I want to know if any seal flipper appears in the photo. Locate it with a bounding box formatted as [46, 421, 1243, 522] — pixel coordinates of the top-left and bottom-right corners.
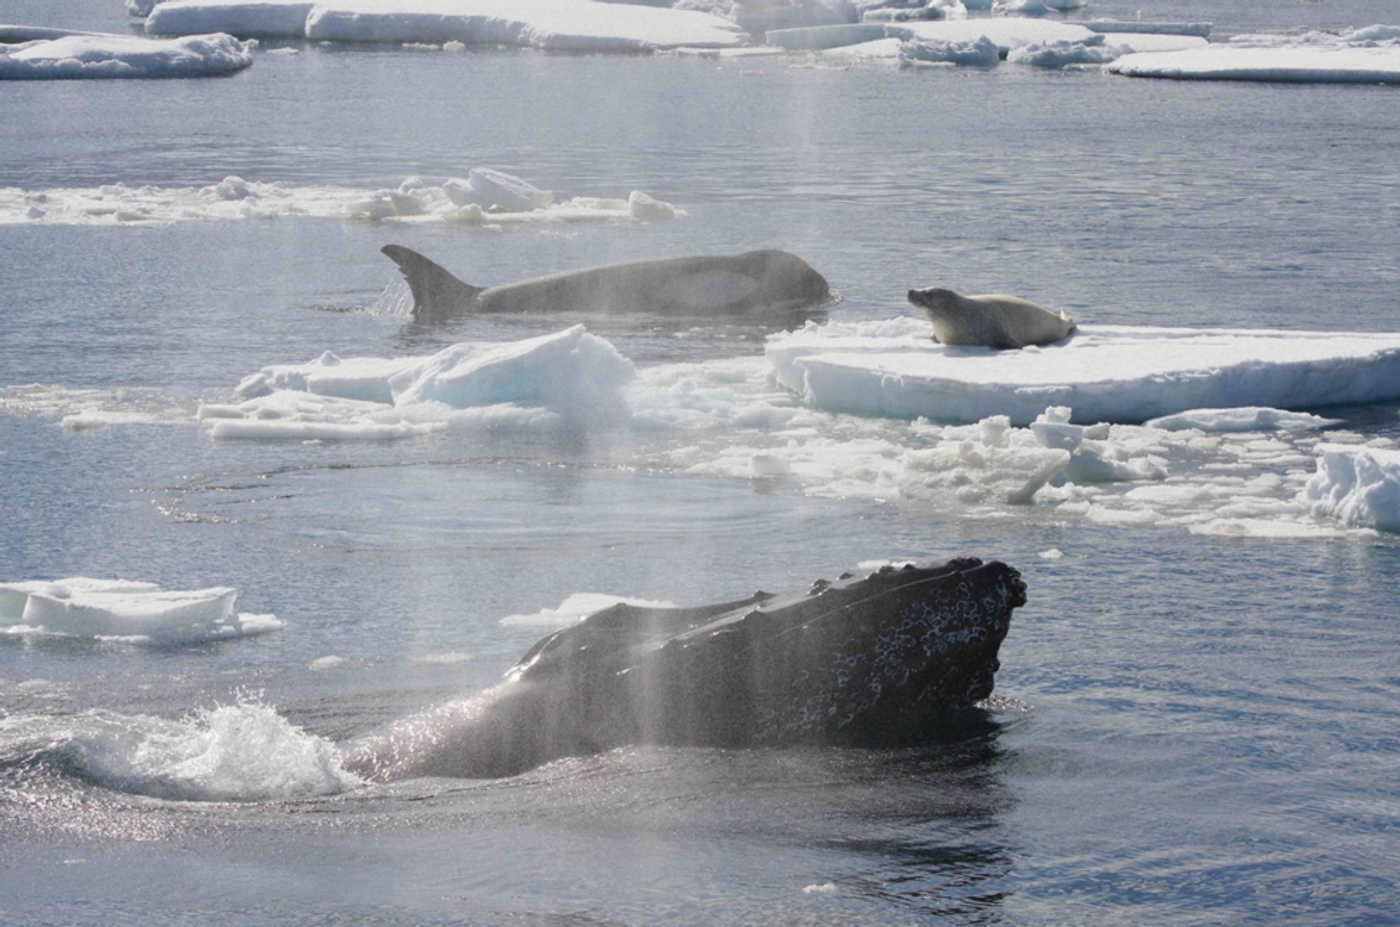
[381, 245, 484, 322]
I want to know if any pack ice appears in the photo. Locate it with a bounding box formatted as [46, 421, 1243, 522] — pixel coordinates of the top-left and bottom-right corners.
[0, 31, 252, 79]
[766, 318, 1400, 426]
[0, 578, 284, 643]
[143, 0, 749, 50]
[1108, 25, 1400, 83]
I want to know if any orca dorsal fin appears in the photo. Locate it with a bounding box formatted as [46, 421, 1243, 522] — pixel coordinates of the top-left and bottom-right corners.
[381, 245, 484, 322]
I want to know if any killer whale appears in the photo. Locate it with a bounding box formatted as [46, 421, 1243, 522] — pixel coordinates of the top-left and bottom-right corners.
[382, 244, 832, 323]
[344, 558, 1025, 780]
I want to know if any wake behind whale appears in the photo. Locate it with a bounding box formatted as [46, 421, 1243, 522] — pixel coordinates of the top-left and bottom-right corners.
[345, 559, 1024, 781]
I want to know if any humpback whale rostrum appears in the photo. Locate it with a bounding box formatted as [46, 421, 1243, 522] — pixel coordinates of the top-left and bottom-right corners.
[382, 244, 831, 323]
[345, 559, 1025, 780]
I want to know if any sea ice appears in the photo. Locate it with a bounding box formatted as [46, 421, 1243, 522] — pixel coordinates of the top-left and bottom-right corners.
[1108, 27, 1400, 83]
[0, 31, 252, 79]
[146, 0, 750, 50]
[207, 325, 636, 441]
[0, 579, 284, 643]
[0, 174, 680, 227]
[1301, 444, 1400, 532]
[1145, 407, 1337, 433]
[765, 318, 1400, 426]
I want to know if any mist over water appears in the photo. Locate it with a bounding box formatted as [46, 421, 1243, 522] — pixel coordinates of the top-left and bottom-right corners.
[4, 0, 1400, 923]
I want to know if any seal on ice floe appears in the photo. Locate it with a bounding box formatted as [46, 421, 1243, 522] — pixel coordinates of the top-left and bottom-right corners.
[383, 244, 831, 323]
[907, 287, 1076, 350]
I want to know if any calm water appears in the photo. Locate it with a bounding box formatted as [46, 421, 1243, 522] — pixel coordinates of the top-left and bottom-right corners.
[3, 0, 1400, 923]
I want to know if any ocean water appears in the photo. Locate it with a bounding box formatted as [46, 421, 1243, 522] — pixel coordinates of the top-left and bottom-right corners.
[3, 0, 1400, 924]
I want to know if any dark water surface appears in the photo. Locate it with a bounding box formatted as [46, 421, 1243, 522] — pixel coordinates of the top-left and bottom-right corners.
[3, 0, 1400, 923]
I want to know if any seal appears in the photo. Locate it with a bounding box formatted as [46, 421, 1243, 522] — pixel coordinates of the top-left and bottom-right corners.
[383, 244, 831, 323]
[907, 286, 1076, 349]
[344, 558, 1025, 780]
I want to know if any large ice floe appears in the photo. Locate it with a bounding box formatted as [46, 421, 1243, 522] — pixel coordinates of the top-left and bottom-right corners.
[0, 578, 284, 644]
[1108, 24, 1400, 83]
[765, 318, 1400, 426]
[200, 324, 635, 440]
[143, 0, 749, 50]
[0, 31, 252, 79]
[0, 171, 680, 227]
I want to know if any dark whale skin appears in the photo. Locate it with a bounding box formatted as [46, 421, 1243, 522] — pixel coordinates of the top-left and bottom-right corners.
[346, 559, 1025, 780]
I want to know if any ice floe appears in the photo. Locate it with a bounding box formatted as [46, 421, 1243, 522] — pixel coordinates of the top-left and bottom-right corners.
[0, 578, 284, 643]
[202, 325, 635, 440]
[765, 317, 1400, 426]
[0, 31, 252, 80]
[144, 0, 749, 50]
[1301, 444, 1400, 532]
[0, 172, 681, 227]
[498, 593, 680, 629]
[793, 19, 1204, 64]
[0, 383, 192, 429]
[57, 696, 358, 801]
[1108, 25, 1400, 83]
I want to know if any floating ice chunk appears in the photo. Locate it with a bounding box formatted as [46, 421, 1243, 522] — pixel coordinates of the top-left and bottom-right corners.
[1108, 42, 1400, 84]
[626, 190, 676, 221]
[461, 168, 553, 212]
[0, 31, 253, 79]
[897, 34, 998, 65]
[147, 1, 319, 38]
[62, 697, 358, 801]
[128, 0, 161, 14]
[499, 593, 679, 629]
[213, 326, 636, 441]
[1082, 20, 1210, 37]
[766, 320, 1400, 426]
[994, 0, 1083, 15]
[0, 579, 282, 643]
[0, 579, 160, 624]
[1145, 407, 1338, 433]
[1037, 548, 1064, 560]
[1009, 36, 1126, 68]
[803, 883, 839, 894]
[1300, 444, 1400, 532]
[310, 655, 348, 670]
[201, 175, 255, 200]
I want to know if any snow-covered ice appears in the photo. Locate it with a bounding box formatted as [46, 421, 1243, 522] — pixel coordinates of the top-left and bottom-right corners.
[498, 593, 680, 629]
[203, 325, 636, 441]
[0, 579, 284, 643]
[145, 0, 749, 50]
[794, 19, 1204, 62]
[1145, 407, 1337, 433]
[765, 318, 1400, 426]
[1109, 26, 1400, 83]
[0, 31, 252, 79]
[0, 173, 681, 227]
[1301, 444, 1400, 532]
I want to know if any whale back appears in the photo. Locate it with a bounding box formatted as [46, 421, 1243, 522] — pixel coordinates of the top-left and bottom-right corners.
[512, 558, 1025, 749]
[384, 245, 829, 321]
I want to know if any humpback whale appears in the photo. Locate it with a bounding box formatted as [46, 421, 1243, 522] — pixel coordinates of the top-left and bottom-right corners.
[382, 244, 832, 323]
[345, 558, 1025, 780]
